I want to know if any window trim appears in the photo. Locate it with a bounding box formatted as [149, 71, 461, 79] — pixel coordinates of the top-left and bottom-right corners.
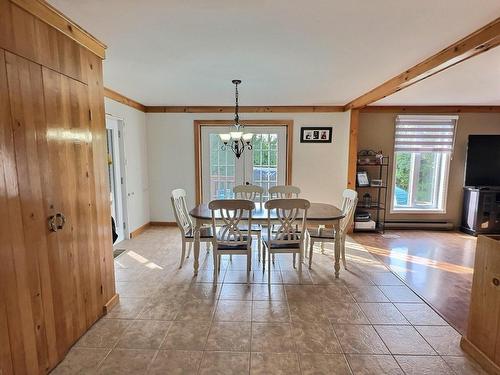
[390, 151, 450, 214]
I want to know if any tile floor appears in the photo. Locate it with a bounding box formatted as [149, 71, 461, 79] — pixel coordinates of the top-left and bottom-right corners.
[51, 227, 486, 374]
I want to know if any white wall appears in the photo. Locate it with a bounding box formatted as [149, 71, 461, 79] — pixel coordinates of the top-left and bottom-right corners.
[105, 98, 150, 233]
[147, 112, 351, 222]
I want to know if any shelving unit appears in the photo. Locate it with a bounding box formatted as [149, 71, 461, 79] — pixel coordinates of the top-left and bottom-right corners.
[354, 156, 390, 233]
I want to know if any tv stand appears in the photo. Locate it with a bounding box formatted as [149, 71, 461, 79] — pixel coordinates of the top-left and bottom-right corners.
[460, 186, 500, 236]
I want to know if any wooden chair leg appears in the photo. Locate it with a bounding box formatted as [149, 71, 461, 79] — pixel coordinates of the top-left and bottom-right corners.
[187, 241, 192, 258]
[262, 245, 266, 272]
[293, 253, 296, 269]
[268, 251, 272, 284]
[212, 248, 218, 285]
[218, 254, 222, 273]
[179, 240, 186, 269]
[298, 251, 303, 284]
[309, 239, 314, 270]
[341, 236, 347, 270]
[257, 232, 262, 262]
[247, 250, 251, 284]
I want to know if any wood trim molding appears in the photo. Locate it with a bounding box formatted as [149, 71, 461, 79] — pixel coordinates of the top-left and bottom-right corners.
[347, 110, 359, 189]
[129, 222, 150, 238]
[11, 0, 107, 58]
[461, 337, 500, 375]
[104, 87, 147, 112]
[361, 105, 500, 113]
[345, 17, 500, 110]
[103, 294, 119, 314]
[150, 221, 177, 226]
[146, 106, 343, 113]
[194, 120, 294, 204]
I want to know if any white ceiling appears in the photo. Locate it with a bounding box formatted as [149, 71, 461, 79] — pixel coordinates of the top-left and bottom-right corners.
[375, 47, 500, 106]
[49, 0, 500, 106]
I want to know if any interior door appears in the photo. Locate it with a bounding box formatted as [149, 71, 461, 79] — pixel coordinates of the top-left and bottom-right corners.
[201, 125, 287, 202]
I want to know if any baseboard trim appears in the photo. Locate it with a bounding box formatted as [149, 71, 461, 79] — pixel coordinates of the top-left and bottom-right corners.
[150, 221, 177, 227]
[460, 336, 500, 375]
[129, 222, 150, 238]
[103, 293, 120, 314]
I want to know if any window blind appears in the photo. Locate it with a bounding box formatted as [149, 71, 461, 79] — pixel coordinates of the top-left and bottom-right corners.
[394, 115, 458, 153]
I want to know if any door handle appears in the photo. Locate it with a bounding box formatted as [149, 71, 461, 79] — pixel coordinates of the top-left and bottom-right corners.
[55, 213, 66, 230]
[48, 215, 58, 232]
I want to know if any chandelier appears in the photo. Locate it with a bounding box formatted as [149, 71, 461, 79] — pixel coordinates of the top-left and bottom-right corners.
[219, 80, 253, 159]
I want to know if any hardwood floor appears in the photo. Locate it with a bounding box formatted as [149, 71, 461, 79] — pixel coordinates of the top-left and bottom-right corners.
[350, 230, 477, 335]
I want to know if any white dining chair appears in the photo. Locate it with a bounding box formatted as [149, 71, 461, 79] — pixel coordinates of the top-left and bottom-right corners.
[233, 184, 264, 261]
[308, 189, 358, 270]
[209, 199, 255, 285]
[268, 185, 301, 199]
[171, 188, 213, 268]
[263, 198, 310, 283]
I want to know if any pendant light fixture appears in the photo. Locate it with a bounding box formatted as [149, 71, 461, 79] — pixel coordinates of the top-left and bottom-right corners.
[219, 80, 253, 158]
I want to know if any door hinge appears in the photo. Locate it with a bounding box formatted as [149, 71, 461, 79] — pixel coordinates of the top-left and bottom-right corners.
[100, 285, 103, 294]
[88, 110, 92, 121]
[123, 222, 126, 230]
[118, 130, 121, 138]
[121, 177, 124, 184]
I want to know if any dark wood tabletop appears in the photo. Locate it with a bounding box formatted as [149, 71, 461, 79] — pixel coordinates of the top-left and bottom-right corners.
[189, 202, 344, 221]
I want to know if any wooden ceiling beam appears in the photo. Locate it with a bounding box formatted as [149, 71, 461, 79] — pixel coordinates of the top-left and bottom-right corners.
[104, 87, 146, 112]
[344, 17, 500, 110]
[361, 105, 500, 113]
[145, 105, 344, 113]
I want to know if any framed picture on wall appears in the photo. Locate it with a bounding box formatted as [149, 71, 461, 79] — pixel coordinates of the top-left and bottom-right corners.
[300, 127, 333, 143]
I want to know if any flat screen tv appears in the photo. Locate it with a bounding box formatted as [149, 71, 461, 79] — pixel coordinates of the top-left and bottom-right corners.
[464, 135, 500, 187]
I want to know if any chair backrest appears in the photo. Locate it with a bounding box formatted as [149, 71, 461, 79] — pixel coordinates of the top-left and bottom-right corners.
[233, 184, 264, 205]
[265, 199, 310, 245]
[268, 185, 301, 199]
[171, 188, 193, 235]
[340, 189, 358, 232]
[209, 199, 255, 247]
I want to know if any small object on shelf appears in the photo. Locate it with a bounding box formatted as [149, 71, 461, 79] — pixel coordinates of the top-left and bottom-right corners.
[357, 150, 384, 165]
[357, 171, 370, 187]
[355, 211, 371, 222]
[371, 179, 383, 187]
[362, 193, 372, 208]
[355, 220, 376, 230]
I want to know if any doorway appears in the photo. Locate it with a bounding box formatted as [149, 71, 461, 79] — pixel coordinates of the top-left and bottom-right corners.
[106, 115, 128, 242]
[196, 120, 293, 203]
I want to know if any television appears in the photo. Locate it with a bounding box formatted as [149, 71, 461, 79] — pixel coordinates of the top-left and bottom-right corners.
[464, 135, 500, 187]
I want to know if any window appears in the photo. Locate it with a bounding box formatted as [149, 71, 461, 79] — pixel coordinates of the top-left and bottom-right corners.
[391, 115, 458, 213]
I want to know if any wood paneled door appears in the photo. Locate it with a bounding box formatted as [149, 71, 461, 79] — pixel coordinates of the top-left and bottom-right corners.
[0, 0, 115, 373]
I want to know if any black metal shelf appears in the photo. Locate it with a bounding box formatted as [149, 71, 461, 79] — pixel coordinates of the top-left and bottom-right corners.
[356, 185, 388, 189]
[357, 163, 389, 167]
[353, 223, 385, 233]
[357, 204, 386, 210]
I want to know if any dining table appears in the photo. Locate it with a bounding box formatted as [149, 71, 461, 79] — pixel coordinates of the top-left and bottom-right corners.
[189, 202, 345, 277]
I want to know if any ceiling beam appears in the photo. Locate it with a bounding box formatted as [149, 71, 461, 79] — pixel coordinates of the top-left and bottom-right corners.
[145, 105, 344, 113]
[104, 87, 146, 112]
[361, 106, 500, 113]
[344, 17, 500, 110]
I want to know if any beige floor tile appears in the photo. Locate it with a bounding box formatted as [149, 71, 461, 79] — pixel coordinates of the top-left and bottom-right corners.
[415, 325, 464, 356]
[358, 303, 409, 325]
[251, 323, 295, 353]
[185, 283, 220, 300]
[348, 286, 390, 303]
[299, 353, 351, 375]
[97, 348, 156, 374]
[106, 297, 147, 319]
[161, 320, 211, 350]
[252, 300, 290, 322]
[206, 321, 251, 351]
[377, 286, 421, 303]
[291, 321, 342, 353]
[224, 270, 253, 283]
[199, 351, 250, 375]
[285, 285, 320, 302]
[148, 350, 203, 375]
[50, 347, 110, 374]
[214, 300, 252, 322]
[395, 355, 454, 375]
[442, 355, 488, 375]
[138, 300, 180, 320]
[374, 325, 436, 355]
[340, 271, 374, 288]
[288, 302, 330, 324]
[281, 270, 313, 284]
[346, 354, 403, 375]
[115, 281, 157, 298]
[116, 320, 171, 349]
[220, 283, 253, 300]
[252, 284, 286, 300]
[332, 324, 389, 354]
[368, 273, 404, 286]
[394, 303, 447, 325]
[250, 352, 300, 374]
[324, 302, 369, 324]
[75, 319, 130, 348]
[175, 298, 216, 321]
